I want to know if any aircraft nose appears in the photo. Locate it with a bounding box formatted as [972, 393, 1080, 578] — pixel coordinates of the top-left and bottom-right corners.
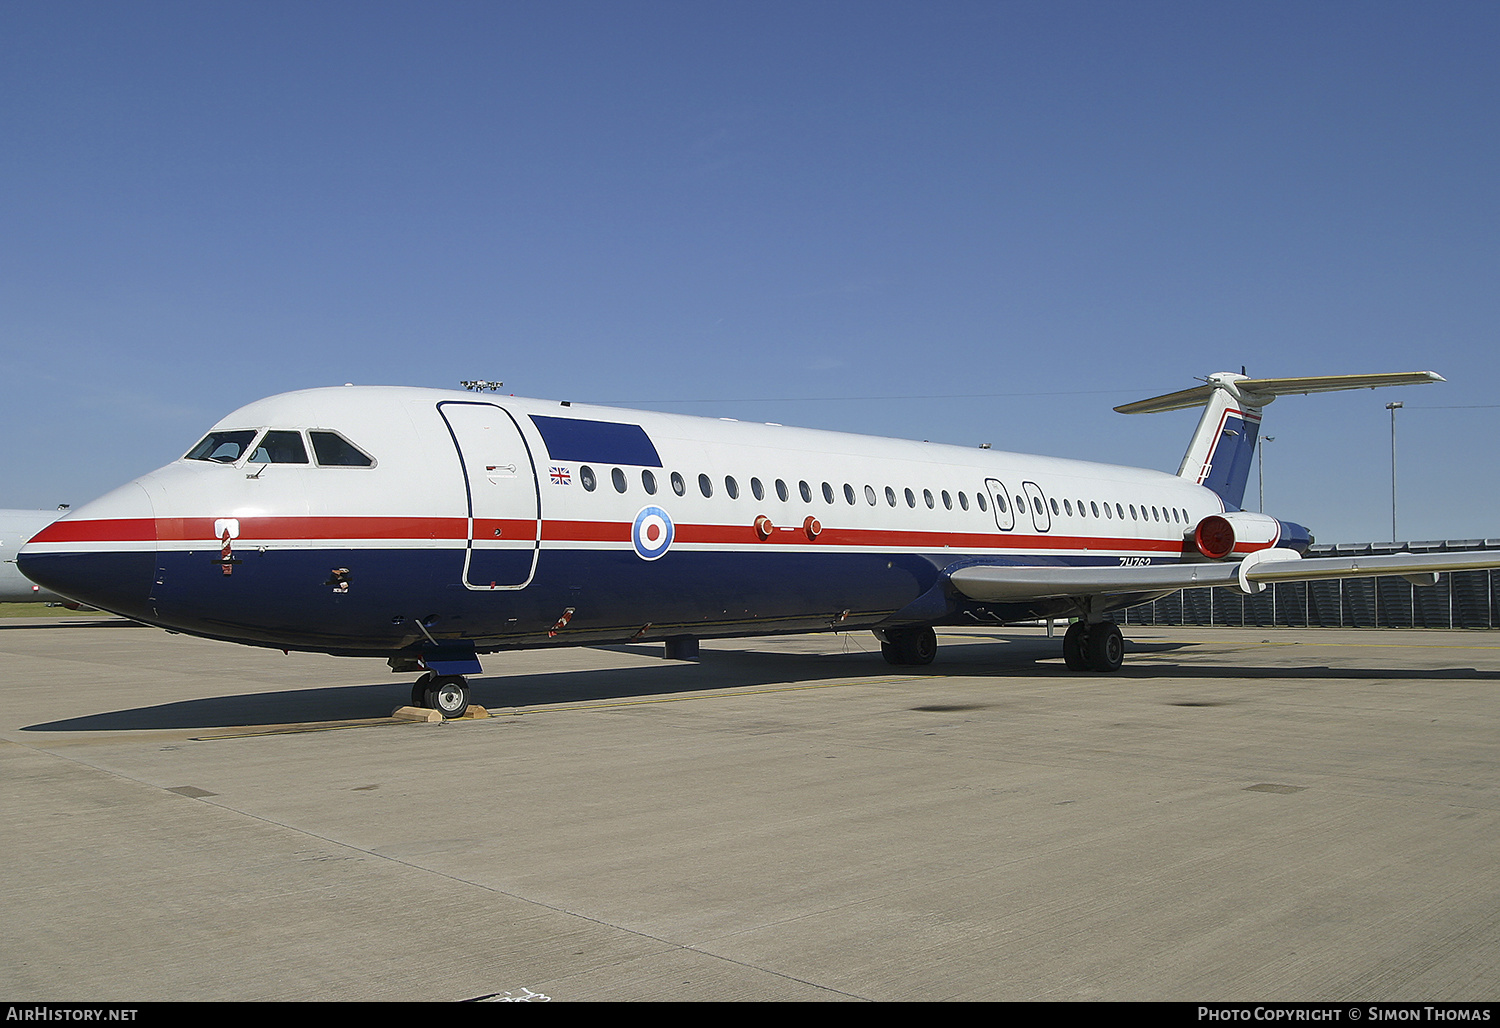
[18, 482, 158, 617]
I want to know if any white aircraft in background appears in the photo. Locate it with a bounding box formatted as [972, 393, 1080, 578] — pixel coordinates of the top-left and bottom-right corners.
[20, 371, 1500, 718]
[1, 507, 70, 602]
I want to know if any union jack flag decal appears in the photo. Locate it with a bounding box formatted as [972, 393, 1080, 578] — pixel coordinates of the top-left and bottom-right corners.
[550, 466, 571, 485]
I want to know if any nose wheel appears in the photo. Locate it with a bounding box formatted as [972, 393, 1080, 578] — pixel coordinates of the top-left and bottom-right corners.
[410, 671, 471, 718]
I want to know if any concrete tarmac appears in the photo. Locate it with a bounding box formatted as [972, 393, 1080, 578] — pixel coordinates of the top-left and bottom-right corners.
[1, 615, 1497, 1002]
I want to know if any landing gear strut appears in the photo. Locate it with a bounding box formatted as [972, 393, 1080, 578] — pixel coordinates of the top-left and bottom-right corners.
[878, 625, 938, 666]
[410, 670, 471, 718]
[1062, 620, 1124, 672]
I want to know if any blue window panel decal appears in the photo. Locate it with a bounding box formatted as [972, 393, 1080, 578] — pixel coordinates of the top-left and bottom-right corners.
[530, 416, 663, 467]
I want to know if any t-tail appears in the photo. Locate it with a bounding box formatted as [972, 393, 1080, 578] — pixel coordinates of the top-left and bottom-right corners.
[1115, 371, 1445, 509]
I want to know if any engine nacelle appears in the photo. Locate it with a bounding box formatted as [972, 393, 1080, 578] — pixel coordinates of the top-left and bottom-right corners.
[1193, 512, 1312, 559]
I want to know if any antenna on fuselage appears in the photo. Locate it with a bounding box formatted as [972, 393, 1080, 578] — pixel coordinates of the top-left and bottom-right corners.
[461, 380, 504, 392]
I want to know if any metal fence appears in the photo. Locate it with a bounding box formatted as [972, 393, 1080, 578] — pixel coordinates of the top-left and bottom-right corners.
[1117, 539, 1500, 629]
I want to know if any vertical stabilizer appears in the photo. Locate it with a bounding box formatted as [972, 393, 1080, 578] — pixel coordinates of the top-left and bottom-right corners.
[1114, 370, 1444, 510]
[1177, 373, 1262, 508]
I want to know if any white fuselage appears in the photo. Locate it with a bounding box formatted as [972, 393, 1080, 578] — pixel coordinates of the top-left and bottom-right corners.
[20, 386, 1240, 657]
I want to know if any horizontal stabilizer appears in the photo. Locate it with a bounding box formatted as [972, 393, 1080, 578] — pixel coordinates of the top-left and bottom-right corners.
[1112, 384, 1216, 415]
[1113, 370, 1444, 506]
[1115, 371, 1444, 415]
[948, 548, 1500, 603]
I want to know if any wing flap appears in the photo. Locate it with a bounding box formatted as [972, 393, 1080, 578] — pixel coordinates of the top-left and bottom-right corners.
[948, 561, 1241, 602]
[948, 549, 1500, 603]
[1244, 549, 1500, 583]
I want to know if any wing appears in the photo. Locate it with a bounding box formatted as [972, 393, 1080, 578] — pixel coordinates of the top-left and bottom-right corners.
[947, 548, 1500, 603]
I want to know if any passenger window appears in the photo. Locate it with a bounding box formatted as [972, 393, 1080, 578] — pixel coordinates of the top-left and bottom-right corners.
[845, 483, 856, 505]
[996, 494, 1008, 513]
[866, 485, 878, 506]
[671, 472, 686, 496]
[1050, 498, 1060, 515]
[642, 470, 657, 495]
[751, 477, 764, 501]
[309, 431, 372, 467]
[884, 486, 896, 507]
[942, 490, 952, 510]
[822, 482, 835, 504]
[1015, 496, 1025, 514]
[725, 476, 739, 499]
[187, 429, 258, 464]
[1115, 504, 1124, 519]
[1129, 505, 1137, 520]
[776, 479, 789, 502]
[977, 492, 988, 512]
[1103, 502, 1112, 519]
[924, 489, 934, 509]
[249, 430, 309, 464]
[799, 480, 813, 502]
[612, 468, 628, 493]
[904, 488, 916, 508]
[698, 474, 713, 498]
[1064, 499, 1073, 516]
[1090, 501, 1099, 517]
[958, 492, 969, 511]
[581, 466, 597, 491]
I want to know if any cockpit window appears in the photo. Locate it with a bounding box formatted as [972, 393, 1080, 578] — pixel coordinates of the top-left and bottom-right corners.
[248, 430, 310, 464]
[309, 430, 375, 467]
[186, 430, 258, 463]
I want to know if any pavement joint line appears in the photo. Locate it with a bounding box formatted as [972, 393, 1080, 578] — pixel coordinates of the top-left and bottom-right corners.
[5, 734, 867, 999]
[506, 674, 943, 716]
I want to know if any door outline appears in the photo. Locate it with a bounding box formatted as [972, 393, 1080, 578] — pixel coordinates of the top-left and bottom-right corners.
[984, 478, 1015, 531]
[1022, 481, 1051, 533]
[438, 401, 542, 590]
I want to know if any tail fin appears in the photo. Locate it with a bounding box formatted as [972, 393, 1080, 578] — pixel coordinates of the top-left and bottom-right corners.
[1115, 371, 1444, 509]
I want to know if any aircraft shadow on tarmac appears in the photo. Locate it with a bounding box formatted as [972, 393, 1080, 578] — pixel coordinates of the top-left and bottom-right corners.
[0, 618, 148, 631]
[22, 637, 1046, 732]
[21, 635, 1497, 733]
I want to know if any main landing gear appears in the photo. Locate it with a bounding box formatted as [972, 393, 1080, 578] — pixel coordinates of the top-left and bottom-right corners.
[410, 670, 471, 719]
[878, 625, 938, 666]
[1062, 620, 1124, 673]
[876, 619, 1125, 672]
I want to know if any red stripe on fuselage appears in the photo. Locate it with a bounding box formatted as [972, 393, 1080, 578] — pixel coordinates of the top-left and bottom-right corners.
[30, 518, 158, 543]
[156, 516, 471, 541]
[34, 514, 1218, 556]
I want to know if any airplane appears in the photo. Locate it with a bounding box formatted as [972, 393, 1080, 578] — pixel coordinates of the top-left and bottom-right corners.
[19, 371, 1500, 719]
[1, 507, 71, 602]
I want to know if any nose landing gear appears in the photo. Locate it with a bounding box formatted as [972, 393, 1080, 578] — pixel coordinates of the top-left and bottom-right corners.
[409, 670, 472, 719]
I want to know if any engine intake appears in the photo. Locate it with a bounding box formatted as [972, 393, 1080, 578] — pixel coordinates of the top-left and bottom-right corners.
[1193, 512, 1312, 559]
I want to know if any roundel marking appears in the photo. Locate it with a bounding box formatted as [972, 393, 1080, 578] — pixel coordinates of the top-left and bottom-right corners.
[632, 506, 674, 561]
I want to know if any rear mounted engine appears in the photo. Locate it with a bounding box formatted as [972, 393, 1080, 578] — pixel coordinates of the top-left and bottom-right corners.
[1193, 512, 1312, 559]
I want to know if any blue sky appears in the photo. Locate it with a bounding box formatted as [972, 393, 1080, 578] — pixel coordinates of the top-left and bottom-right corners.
[3, 1, 1496, 542]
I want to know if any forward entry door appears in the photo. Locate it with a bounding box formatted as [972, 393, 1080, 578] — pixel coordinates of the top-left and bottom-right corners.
[439, 401, 541, 589]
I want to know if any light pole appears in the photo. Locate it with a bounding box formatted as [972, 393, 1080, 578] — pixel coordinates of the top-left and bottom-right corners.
[1387, 401, 1402, 541]
[1257, 435, 1275, 511]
